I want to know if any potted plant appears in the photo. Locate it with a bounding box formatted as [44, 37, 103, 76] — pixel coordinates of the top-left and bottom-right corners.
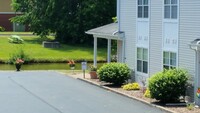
[68, 60, 75, 69]
[89, 65, 98, 79]
[15, 58, 24, 71]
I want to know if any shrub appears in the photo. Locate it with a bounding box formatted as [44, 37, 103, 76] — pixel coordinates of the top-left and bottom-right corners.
[148, 69, 188, 103]
[8, 35, 24, 44]
[0, 26, 5, 32]
[144, 89, 151, 98]
[97, 63, 131, 85]
[122, 83, 140, 90]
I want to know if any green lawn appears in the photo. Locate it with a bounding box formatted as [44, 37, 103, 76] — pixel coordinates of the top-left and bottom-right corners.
[0, 35, 107, 63]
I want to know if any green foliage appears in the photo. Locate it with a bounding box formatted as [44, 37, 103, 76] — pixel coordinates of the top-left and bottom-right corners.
[0, 26, 5, 32]
[8, 48, 30, 64]
[89, 65, 97, 71]
[122, 83, 140, 90]
[144, 89, 151, 98]
[11, 0, 116, 45]
[187, 103, 195, 110]
[97, 63, 131, 85]
[112, 17, 117, 23]
[8, 35, 24, 44]
[148, 69, 189, 103]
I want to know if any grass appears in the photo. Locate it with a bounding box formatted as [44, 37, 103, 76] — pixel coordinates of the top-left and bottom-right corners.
[0, 35, 107, 63]
[0, 32, 33, 35]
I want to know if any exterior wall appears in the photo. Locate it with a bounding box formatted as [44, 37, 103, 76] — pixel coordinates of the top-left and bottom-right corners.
[0, 14, 15, 31]
[118, 0, 200, 103]
[179, 0, 200, 102]
[179, 0, 200, 81]
[0, 0, 13, 12]
[119, 0, 136, 70]
[149, 0, 163, 76]
[0, 0, 26, 31]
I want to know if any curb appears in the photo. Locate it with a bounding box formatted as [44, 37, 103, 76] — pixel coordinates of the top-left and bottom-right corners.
[77, 78, 177, 113]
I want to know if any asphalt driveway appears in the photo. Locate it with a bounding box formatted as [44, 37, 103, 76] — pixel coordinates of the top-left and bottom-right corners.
[0, 71, 166, 113]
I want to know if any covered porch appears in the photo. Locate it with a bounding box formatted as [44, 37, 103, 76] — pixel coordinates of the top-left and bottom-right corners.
[86, 23, 125, 66]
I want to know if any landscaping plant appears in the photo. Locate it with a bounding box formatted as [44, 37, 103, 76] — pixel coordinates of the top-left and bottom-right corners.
[8, 48, 30, 64]
[97, 63, 130, 85]
[0, 26, 5, 32]
[148, 69, 188, 103]
[144, 89, 151, 98]
[122, 83, 140, 90]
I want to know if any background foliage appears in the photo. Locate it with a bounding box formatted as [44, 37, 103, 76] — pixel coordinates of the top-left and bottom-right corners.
[11, 0, 116, 45]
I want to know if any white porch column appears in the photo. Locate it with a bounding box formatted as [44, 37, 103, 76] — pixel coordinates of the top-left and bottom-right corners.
[107, 39, 111, 63]
[93, 36, 97, 66]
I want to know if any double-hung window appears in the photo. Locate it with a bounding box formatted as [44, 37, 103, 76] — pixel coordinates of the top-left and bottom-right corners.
[164, 0, 178, 19]
[138, 0, 148, 18]
[163, 51, 176, 69]
[137, 48, 148, 73]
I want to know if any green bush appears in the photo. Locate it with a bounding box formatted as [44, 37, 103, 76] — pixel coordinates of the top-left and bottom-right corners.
[97, 63, 131, 85]
[0, 26, 5, 32]
[148, 69, 188, 103]
[8, 35, 24, 44]
[122, 83, 140, 90]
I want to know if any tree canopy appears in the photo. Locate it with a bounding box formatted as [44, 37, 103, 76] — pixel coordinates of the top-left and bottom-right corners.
[11, 0, 116, 45]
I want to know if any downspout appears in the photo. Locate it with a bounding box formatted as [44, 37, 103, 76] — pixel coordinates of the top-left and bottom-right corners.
[117, 0, 125, 63]
[117, 0, 120, 31]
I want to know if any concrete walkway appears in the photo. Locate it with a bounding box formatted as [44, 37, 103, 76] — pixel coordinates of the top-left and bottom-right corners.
[0, 71, 166, 113]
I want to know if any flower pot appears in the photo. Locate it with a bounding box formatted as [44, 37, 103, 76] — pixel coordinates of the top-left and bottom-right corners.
[90, 71, 97, 79]
[15, 64, 21, 71]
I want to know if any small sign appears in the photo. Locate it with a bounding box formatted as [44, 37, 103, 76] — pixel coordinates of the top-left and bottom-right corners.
[81, 62, 87, 70]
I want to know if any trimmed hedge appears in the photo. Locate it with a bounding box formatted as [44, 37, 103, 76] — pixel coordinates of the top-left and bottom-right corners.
[148, 69, 188, 103]
[97, 63, 131, 85]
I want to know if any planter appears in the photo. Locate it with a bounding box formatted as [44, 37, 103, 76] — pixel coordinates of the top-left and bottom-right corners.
[15, 64, 21, 71]
[70, 66, 75, 70]
[90, 71, 98, 79]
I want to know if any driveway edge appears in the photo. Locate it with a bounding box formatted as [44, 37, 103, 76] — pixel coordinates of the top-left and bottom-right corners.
[77, 78, 176, 113]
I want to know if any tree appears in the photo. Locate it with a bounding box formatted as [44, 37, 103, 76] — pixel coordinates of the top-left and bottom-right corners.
[11, 0, 116, 45]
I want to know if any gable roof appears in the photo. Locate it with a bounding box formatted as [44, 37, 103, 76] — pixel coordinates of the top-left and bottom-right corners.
[85, 23, 124, 40]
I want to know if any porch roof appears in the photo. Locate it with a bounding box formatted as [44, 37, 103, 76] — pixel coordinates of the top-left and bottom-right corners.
[85, 23, 124, 40]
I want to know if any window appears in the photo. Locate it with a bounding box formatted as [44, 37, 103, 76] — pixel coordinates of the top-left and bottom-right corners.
[164, 0, 178, 19]
[137, 48, 148, 73]
[138, 0, 149, 18]
[163, 51, 176, 69]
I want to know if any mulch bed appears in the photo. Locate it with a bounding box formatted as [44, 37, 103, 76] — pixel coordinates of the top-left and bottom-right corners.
[86, 78, 200, 113]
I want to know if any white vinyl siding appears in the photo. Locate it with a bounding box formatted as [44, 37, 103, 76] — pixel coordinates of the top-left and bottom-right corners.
[179, 0, 200, 102]
[149, 0, 163, 76]
[179, 0, 200, 80]
[120, 0, 136, 69]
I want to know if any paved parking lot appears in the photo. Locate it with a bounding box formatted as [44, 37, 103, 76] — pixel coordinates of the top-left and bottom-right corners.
[0, 71, 166, 113]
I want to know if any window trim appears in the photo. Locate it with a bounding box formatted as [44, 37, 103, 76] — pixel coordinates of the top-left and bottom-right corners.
[164, 0, 178, 20]
[163, 51, 177, 69]
[137, 47, 148, 74]
[137, 0, 149, 19]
